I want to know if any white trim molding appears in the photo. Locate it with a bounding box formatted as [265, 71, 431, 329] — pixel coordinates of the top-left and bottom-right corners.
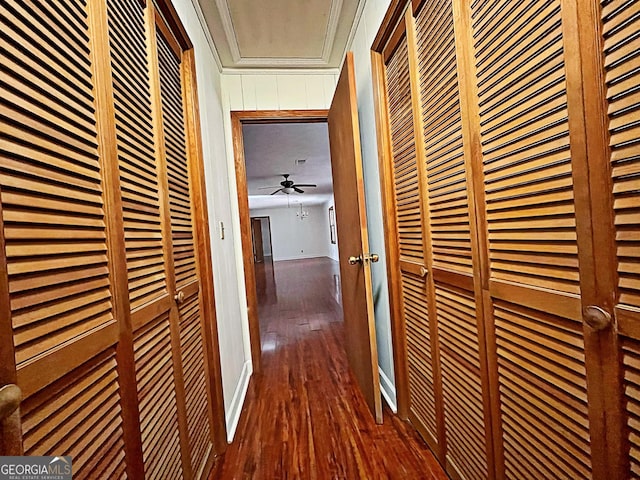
[379, 366, 397, 414]
[226, 360, 252, 442]
[187, 0, 223, 71]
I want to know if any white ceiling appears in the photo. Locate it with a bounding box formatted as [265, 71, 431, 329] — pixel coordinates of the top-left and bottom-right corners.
[196, 0, 363, 69]
[243, 122, 333, 210]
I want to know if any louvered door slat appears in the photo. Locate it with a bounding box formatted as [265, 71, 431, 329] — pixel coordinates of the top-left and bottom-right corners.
[603, 0, 640, 309]
[473, 0, 579, 296]
[402, 272, 438, 439]
[0, 0, 117, 377]
[134, 314, 183, 479]
[21, 349, 127, 479]
[602, 2, 640, 477]
[623, 339, 640, 478]
[417, 1, 472, 277]
[180, 295, 213, 477]
[154, 24, 215, 478]
[157, 33, 197, 289]
[107, 0, 167, 312]
[437, 286, 488, 480]
[493, 300, 592, 477]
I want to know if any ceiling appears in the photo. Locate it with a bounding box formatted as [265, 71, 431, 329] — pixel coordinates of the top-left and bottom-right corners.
[197, 0, 363, 69]
[243, 122, 333, 210]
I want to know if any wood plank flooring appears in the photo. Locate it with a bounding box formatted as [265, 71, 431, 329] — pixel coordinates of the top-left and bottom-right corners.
[210, 257, 447, 479]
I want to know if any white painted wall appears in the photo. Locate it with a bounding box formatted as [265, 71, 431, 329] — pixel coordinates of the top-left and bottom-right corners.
[221, 72, 338, 111]
[173, 0, 252, 441]
[345, 0, 396, 409]
[250, 205, 333, 261]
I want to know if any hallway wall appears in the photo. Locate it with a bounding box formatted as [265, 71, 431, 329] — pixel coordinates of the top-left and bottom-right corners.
[218, 0, 397, 412]
[173, 0, 253, 441]
[220, 73, 338, 111]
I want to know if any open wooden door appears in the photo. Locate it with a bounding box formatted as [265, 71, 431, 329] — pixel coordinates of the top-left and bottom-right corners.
[328, 52, 382, 423]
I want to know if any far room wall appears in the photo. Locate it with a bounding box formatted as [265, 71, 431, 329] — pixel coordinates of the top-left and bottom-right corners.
[250, 205, 334, 261]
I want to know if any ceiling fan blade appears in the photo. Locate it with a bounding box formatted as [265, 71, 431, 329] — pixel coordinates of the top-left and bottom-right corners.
[270, 189, 282, 195]
[293, 184, 317, 188]
[258, 185, 281, 190]
[293, 187, 304, 194]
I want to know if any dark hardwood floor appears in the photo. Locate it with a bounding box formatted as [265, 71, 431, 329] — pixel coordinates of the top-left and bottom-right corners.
[211, 257, 447, 479]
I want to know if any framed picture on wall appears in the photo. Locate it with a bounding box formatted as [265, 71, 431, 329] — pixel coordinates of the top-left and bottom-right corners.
[329, 206, 336, 244]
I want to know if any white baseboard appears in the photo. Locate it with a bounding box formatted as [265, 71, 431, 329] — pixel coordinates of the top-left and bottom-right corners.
[226, 360, 252, 442]
[379, 366, 397, 413]
[273, 254, 327, 261]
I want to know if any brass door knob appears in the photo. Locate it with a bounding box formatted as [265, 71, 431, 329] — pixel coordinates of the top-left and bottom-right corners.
[583, 305, 611, 331]
[175, 290, 185, 304]
[0, 384, 21, 421]
[348, 255, 362, 265]
[365, 253, 379, 263]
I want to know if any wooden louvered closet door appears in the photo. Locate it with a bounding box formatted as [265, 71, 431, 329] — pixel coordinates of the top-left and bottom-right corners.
[151, 12, 218, 480]
[379, 12, 443, 455]
[468, 1, 598, 478]
[0, 0, 223, 478]
[0, 0, 128, 476]
[411, 1, 493, 479]
[599, 0, 640, 477]
[106, 1, 184, 478]
[374, 0, 640, 478]
[467, 0, 612, 477]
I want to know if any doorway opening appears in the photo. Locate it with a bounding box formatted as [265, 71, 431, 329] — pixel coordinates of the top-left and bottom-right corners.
[231, 61, 382, 422]
[250, 216, 273, 264]
[231, 110, 333, 372]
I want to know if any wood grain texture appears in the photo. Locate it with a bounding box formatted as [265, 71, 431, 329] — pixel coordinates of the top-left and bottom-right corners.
[328, 52, 382, 423]
[92, 0, 145, 476]
[601, 0, 640, 476]
[21, 349, 127, 479]
[562, 0, 624, 476]
[211, 258, 448, 480]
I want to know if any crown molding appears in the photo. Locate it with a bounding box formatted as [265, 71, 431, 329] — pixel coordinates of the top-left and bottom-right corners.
[321, 0, 343, 60]
[215, 0, 242, 62]
[188, 0, 223, 72]
[220, 67, 341, 75]
[342, 0, 367, 59]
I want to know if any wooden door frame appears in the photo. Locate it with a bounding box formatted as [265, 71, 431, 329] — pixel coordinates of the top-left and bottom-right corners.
[231, 110, 329, 372]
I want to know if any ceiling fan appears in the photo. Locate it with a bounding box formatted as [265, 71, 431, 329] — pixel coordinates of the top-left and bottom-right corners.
[260, 174, 317, 195]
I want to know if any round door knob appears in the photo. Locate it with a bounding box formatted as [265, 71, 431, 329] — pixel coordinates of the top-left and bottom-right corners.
[348, 255, 362, 265]
[368, 254, 379, 263]
[0, 384, 21, 421]
[583, 305, 611, 331]
[174, 290, 185, 304]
